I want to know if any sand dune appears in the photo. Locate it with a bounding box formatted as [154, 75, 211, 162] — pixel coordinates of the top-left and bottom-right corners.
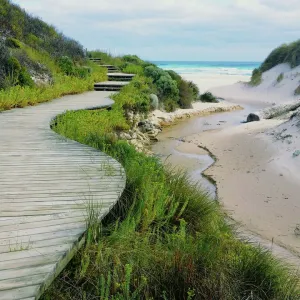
[210, 63, 300, 105]
[171, 64, 300, 259]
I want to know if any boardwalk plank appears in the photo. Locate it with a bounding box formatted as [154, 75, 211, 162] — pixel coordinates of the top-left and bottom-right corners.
[0, 90, 126, 299]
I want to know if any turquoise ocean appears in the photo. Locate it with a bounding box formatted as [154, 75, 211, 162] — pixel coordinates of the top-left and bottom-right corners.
[154, 61, 260, 77]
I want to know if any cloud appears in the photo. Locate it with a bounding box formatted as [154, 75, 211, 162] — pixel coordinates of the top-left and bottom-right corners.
[12, 0, 300, 60]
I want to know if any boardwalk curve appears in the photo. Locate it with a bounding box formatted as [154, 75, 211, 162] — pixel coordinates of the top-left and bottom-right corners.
[0, 91, 126, 299]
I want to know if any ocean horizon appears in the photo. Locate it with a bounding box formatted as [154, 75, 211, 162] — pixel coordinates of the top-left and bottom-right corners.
[153, 61, 261, 77]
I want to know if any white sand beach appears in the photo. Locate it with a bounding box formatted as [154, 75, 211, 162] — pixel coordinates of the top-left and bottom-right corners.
[182, 73, 250, 93]
[153, 63, 300, 257]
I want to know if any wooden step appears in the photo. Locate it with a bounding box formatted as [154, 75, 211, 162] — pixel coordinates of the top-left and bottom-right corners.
[94, 81, 129, 91]
[108, 73, 135, 82]
[89, 58, 102, 62]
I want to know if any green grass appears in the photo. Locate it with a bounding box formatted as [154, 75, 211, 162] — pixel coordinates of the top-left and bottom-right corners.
[249, 68, 263, 86]
[0, 67, 106, 111]
[42, 86, 300, 299]
[200, 92, 218, 103]
[259, 40, 300, 73]
[277, 73, 284, 83]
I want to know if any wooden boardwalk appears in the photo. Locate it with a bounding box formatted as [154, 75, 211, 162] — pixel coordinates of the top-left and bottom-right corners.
[0, 91, 126, 299]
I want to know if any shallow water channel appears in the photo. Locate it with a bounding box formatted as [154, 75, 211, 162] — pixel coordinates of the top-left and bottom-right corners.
[152, 102, 300, 266]
[152, 103, 262, 199]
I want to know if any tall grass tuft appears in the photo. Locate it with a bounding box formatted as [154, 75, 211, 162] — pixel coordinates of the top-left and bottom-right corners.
[42, 101, 300, 299]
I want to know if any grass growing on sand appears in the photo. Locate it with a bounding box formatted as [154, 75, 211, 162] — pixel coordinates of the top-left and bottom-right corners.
[0, 69, 106, 111]
[43, 79, 300, 300]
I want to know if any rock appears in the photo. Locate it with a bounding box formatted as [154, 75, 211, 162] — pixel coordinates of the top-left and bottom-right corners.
[119, 132, 132, 140]
[247, 113, 260, 122]
[247, 101, 300, 122]
[150, 94, 159, 110]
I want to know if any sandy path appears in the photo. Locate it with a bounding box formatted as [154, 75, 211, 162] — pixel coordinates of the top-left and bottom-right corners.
[184, 121, 300, 256]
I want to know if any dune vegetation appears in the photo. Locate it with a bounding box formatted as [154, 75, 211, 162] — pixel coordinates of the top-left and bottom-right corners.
[1, 1, 300, 298]
[0, 0, 107, 111]
[42, 76, 300, 299]
[250, 39, 300, 84]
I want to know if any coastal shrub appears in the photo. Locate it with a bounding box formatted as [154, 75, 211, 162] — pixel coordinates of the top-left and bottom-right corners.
[189, 81, 200, 99]
[0, 66, 107, 111]
[58, 56, 74, 75]
[5, 57, 33, 87]
[122, 54, 143, 64]
[156, 74, 179, 101]
[178, 80, 193, 109]
[0, 0, 85, 60]
[200, 92, 218, 103]
[250, 68, 262, 86]
[111, 75, 151, 113]
[277, 73, 284, 83]
[43, 104, 300, 300]
[144, 65, 166, 82]
[259, 39, 300, 73]
[295, 85, 300, 96]
[144, 66, 179, 107]
[18, 67, 34, 87]
[5, 37, 21, 48]
[121, 64, 144, 75]
[166, 69, 182, 83]
[163, 97, 178, 112]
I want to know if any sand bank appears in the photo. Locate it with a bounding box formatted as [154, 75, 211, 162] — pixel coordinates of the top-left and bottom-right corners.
[150, 101, 243, 126]
[182, 73, 250, 93]
[153, 63, 300, 259]
[183, 121, 300, 256]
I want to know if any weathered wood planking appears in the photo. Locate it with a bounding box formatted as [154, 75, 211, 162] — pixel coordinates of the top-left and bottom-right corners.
[0, 91, 126, 299]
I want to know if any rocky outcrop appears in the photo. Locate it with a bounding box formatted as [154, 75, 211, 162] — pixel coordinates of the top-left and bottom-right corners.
[247, 100, 300, 122]
[119, 110, 162, 154]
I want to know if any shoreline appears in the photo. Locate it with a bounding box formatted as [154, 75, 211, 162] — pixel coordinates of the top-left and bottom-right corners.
[152, 106, 300, 266]
[182, 119, 300, 261]
[149, 100, 243, 127]
[198, 140, 300, 265]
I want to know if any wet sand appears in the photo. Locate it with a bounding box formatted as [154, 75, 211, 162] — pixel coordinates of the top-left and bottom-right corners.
[152, 99, 300, 264]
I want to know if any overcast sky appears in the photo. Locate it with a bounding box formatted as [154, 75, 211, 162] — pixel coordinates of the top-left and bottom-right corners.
[12, 0, 300, 61]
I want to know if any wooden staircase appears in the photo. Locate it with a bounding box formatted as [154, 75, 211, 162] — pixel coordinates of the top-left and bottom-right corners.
[107, 73, 135, 82]
[101, 65, 120, 73]
[89, 58, 135, 91]
[94, 81, 129, 91]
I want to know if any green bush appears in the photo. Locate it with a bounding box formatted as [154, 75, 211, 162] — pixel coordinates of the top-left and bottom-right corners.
[166, 69, 182, 83]
[43, 105, 300, 300]
[144, 66, 179, 105]
[122, 54, 143, 64]
[144, 65, 166, 82]
[178, 80, 193, 109]
[188, 81, 200, 99]
[74, 66, 91, 79]
[5, 37, 21, 48]
[200, 92, 218, 103]
[250, 68, 262, 86]
[121, 64, 144, 75]
[0, 0, 85, 60]
[156, 74, 179, 101]
[163, 97, 179, 112]
[295, 85, 300, 96]
[277, 73, 284, 83]
[259, 39, 300, 73]
[58, 56, 74, 75]
[18, 67, 34, 87]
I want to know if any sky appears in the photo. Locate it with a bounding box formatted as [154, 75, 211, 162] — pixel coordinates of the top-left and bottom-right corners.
[12, 0, 300, 61]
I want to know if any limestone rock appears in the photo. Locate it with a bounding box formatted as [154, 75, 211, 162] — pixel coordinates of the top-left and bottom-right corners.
[247, 100, 300, 122]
